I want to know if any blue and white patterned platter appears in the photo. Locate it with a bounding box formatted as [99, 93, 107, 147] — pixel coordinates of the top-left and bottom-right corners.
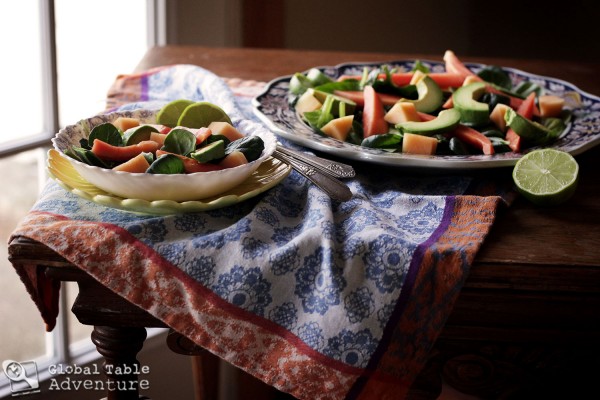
[252, 60, 600, 169]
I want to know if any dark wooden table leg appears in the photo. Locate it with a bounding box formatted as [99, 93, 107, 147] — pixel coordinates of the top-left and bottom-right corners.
[190, 355, 220, 400]
[40, 266, 167, 399]
[166, 329, 220, 400]
[91, 326, 148, 400]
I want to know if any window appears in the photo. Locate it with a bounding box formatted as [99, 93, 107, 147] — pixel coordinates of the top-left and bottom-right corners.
[0, 1, 164, 396]
[0, 2, 45, 151]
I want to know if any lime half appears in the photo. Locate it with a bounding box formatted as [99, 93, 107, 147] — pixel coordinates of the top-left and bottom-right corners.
[156, 99, 195, 127]
[177, 101, 232, 128]
[512, 148, 579, 206]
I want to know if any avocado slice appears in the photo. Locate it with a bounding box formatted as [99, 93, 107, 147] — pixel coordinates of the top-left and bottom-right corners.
[453, 82, 490, 127]
[309, 88, 357, 116]
[190, 140, 226, 163]
[504, 108, 558, 146]
[396, 108, 461, 136]
[397, 75, 444, 114]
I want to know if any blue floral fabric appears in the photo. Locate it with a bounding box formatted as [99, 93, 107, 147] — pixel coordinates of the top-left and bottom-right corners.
[34, 65, 476, 369]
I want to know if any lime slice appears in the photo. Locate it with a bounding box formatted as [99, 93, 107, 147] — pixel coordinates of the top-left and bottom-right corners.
[512, 148, 579, 206]
[156, 99, 195, 127]
[177, 101, 232, 129]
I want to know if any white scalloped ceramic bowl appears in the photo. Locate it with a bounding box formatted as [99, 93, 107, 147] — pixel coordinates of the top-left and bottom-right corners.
[52, 109, 277, 201]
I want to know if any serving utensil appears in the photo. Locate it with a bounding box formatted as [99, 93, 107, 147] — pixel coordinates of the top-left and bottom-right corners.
[272, 147, 353, 202]
[275, 145, 355, 179]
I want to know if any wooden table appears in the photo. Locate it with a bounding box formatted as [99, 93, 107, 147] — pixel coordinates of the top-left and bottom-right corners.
[9, 46, 600, 399]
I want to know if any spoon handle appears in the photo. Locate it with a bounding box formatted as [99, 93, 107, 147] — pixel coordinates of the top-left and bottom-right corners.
[273, 150, 353, 202]
[275, 145, 355, 179]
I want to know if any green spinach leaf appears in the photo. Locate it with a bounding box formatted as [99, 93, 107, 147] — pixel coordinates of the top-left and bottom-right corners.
[513, 81, 542, 97]
[66, 146, 110, 168]
[314, 80, 360, 94]
[303, 95, 335, 130]
[370, 65, 417, 99]
[88, 122, 123, 147]
[161, 128, 197, 156]
[411, 60, 430, 74]
[205, 134, 231, 147]
[479, 92, 511, 113]
[142, 152, 154, 164]
[361, 132, 403, 149]
[541, 117, 567, 140]
[225, 136, 265, 162]
[146, 154, 185, 174]
[477, 65, 512, 90]
[345, 118, 364, 145]
[488, 136, 511, 153]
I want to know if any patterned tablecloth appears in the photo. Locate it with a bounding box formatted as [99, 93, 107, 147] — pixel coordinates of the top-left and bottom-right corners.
[10, 64, 508, 399]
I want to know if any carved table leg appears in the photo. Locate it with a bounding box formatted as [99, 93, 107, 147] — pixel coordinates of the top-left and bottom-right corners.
[91, 326, 148, 400]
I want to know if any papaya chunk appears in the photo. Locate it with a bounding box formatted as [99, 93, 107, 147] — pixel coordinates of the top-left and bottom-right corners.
[384, 102, 421, 124]
[91, 140, 159, 162]
[208, 121, 244, 141]
[320, 115, 354, 141]
[402, 133, 438, 155]
[538, 95, 564, 118]
[149, 131, 167, 146]
[219, 151, 248, 168]
[112, 153, 150, 173]
[489, 103, 511, 132]
[113, 117, 140, 132]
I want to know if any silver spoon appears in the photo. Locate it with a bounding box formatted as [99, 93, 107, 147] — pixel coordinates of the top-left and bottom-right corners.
[272, 149, 353, 202]
[275, 144, 355, 179]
